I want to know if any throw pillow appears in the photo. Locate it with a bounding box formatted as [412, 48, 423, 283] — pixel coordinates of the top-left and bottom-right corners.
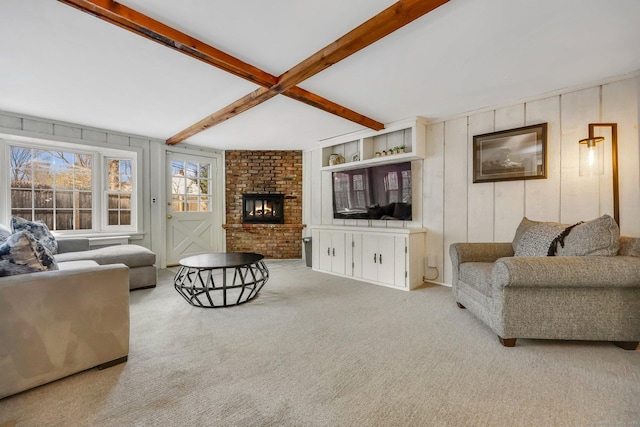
[11, 216, 58, 254]
[514, 222, 566, 257]
[0, 231, 59, 277]
[512, 217, 540, 252]
[0, 224, 11, 243]
[619, 236, 640, 257]
[556, 214, 620, 256]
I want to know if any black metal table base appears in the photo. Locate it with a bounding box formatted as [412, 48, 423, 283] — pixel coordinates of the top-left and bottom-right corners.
[174, 257, 269, 308]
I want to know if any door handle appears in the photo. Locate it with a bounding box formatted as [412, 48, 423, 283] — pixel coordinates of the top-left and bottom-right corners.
[167, 214, 173, 219]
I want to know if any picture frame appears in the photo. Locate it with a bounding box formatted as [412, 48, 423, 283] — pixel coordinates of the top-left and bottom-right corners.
[351, 152, 360, 162]
[473, 123, 548, 183]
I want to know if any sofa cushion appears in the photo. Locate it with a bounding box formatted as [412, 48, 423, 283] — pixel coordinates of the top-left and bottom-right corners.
[0, 231, 58, 276]
[619, 236, 640, 257]
[54, 244, 155, 268]
[514, 222, 566, 257]
[0, 224, 11, 243]
[11, 216, 58, 254]
[459, 262, 494, 297]
[556, 215, 619, 256]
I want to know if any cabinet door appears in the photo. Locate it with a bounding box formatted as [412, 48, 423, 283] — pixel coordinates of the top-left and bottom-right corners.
[376, 235, 395, 285]
[394, 236, 407, 288]
[318, 231, 333, 272]
[350, 233, 363, 278]
[361, 234, 378, 282]
[330, 231, 346, 275]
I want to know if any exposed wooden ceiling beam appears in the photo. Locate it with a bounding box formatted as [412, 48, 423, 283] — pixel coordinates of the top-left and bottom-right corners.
[168, 0, 449, 144]
[58, 0, 384, 135]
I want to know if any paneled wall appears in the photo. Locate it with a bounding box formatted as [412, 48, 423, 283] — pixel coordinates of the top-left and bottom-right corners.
[304, 74, 640, 285]
[429, 76, 640, 284]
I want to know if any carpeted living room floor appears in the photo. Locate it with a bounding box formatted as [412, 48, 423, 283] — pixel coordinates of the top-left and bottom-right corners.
[1, 260, 639, 426]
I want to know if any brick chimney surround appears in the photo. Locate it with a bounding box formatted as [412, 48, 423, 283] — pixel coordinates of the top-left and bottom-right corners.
[223, 150, 304, 259]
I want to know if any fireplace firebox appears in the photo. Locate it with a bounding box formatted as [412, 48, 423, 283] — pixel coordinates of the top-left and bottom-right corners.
[242, 194, 284, 224]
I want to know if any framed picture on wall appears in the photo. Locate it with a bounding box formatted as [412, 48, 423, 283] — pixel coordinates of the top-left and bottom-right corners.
[473, 123, 548, 183]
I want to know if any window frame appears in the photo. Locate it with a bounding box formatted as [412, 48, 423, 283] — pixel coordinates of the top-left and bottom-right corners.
[1, 135, 140, 236]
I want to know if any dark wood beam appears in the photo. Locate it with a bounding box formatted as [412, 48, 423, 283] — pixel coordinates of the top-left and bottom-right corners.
[169, 0, 448, 143]
[58, 0, 384, 137]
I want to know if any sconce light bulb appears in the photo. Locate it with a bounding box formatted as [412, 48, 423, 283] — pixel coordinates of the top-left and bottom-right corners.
[588, 146, 595, 166]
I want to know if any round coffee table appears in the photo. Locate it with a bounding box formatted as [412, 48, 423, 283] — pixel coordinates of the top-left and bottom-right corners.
[174, 252, 269, 308]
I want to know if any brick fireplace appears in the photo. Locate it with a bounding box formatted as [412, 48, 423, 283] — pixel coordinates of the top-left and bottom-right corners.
[223, 150, 304, 259]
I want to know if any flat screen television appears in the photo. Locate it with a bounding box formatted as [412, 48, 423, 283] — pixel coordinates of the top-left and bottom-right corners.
[332, 161, 412, 220]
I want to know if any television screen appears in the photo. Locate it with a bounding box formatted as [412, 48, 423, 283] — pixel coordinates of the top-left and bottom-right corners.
[332, 161, 412, 220]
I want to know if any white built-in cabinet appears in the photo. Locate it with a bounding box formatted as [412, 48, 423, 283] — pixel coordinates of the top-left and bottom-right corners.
[311, 226, 426, 291]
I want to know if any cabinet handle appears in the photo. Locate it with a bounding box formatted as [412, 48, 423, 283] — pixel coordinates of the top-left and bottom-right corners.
[327, 247, 331, 256]
[379, 254, 382, 264]
[332, 248, 335, 257]
[374, 253, 377, 263]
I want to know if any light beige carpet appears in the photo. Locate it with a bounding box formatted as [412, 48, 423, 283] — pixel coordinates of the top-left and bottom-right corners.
[1, 260, 638, 426]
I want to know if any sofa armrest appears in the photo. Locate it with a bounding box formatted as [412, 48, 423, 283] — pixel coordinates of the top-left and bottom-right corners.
[0, 263, 130, 399]
[450, 242, 514, 265]
[493, 256, 640, 289]
[56, 238, 90, 253]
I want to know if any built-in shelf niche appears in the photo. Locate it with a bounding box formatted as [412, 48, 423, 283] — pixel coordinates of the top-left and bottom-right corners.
[319, 118, 427, 171]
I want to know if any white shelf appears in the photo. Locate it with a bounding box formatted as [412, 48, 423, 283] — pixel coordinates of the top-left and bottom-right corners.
[319, 118, 427, 171]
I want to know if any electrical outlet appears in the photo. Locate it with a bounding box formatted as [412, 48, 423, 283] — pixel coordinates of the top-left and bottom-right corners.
[427, 255, 437, 268]
[151, 197, 157, 204]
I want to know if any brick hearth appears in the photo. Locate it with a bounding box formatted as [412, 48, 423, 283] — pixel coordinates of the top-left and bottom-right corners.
[224, 150, 304, 259]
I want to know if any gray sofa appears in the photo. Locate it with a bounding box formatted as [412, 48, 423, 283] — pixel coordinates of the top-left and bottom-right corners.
[55, 238, 157, 290]
[450, 216, 640, 349]
[0, 260, 130, 399]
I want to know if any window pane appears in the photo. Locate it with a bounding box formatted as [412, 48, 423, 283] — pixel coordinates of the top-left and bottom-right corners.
[34, 190, 53, 208]
[11, 190, 32, 208]
[108, 159, 121, 191]
[56, 211, 74, 231]
[10, 146, 32, 184]
[120, 194, 131, 209]
[120, 211, 131, 226]
[171, 160, 184, 177]
[199, 179, 209, 196]
[11, 209, 32, 221]
[108, 211, 119, 225]
[199, 196, 211, 212]
[78, 192, 92, 208]
[55, 191, 74, 209]
[76, 172, 92, 190]
[186, 162, 198, 178]
[34, 211, 53, 229]
[171, 197, 184, 212]
[172, 177, 186, 196]
[186, 196, 199, 212]
[108, 194, 119, 209]
[79, 211, 92, 229]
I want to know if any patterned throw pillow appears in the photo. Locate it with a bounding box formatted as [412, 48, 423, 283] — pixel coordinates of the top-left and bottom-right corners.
[11, 216, 58, 255]
[514, 222, 566, 257]
[0, 224, 11, 244]
[556, 214, 620, 256]
[0, 231, 59, 277]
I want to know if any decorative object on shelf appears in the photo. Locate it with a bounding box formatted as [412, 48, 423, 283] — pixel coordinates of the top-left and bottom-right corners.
[351, 152, 360, 162]
[578, 123, 619, 226]
[329, 153, 345, 166]
[473, 123, 548, 183]
[375, 152, 381, 157]
[399, 144, 406, 153]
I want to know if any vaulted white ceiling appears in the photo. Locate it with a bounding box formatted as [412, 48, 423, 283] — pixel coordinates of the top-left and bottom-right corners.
[1, 0, 639, 151]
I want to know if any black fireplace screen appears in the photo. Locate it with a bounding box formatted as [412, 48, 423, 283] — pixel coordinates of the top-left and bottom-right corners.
[242, 194, 284, 224]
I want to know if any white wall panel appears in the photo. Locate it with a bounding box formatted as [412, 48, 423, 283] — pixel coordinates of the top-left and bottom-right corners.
[560, 87, 600, 225]
[603, 77, 640, 236]
[494, 105, 525, 241]
[524, 96, 561, 222]
[467, 111, 494, 242]
[424, 122, 444, 280]
[443, 117, 468, 284]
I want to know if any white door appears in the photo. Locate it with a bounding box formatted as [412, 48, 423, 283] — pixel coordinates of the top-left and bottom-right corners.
[166, 152, 221, 266]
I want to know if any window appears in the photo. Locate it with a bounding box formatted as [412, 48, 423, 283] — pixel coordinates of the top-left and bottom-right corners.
[9, 146, 93, 230]
[5, 140, 138, 233]
[170, 160, 211, 212]
[106, 158, 133, 226]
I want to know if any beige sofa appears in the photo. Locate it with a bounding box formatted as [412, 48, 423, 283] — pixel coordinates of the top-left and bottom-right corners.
[55, 238, 157, 290]
[450, 216, 640, 349]
[0, 260, 130, 399]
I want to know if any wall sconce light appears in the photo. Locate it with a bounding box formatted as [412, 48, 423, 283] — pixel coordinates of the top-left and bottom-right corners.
[578, 123, 619, 225]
